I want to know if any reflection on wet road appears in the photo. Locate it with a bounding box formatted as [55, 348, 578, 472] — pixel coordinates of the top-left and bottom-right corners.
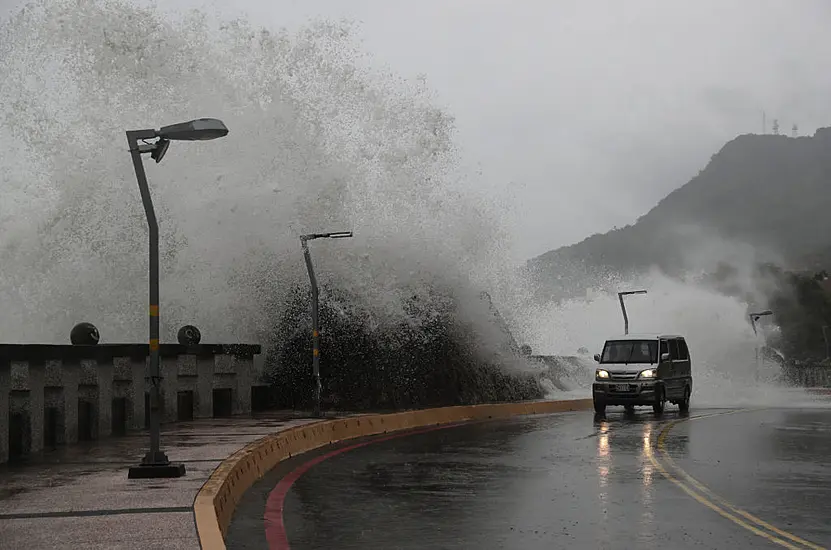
[227, 407, 831, 550]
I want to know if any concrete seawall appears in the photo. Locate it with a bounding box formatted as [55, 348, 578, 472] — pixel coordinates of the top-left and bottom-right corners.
[193, 397, 594, 550]
[0, 343, 264, 465]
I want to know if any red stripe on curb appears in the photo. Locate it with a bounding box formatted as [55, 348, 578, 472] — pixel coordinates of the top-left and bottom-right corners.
[263, 424, 458, 550]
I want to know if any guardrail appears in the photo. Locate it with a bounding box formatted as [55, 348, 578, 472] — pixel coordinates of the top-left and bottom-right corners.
[0, 343, 262, 464]
[194, 397, 593, 550]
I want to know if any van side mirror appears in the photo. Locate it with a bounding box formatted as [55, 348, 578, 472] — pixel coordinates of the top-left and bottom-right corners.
[661, 352, 670, 362]
[593, 353, 601, 362]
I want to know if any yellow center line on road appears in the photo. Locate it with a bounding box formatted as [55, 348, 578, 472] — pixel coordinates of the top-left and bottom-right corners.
[647, 409, 826, 550]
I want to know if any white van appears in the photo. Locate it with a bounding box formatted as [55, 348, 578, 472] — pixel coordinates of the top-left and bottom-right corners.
[592, 333, 692, 415]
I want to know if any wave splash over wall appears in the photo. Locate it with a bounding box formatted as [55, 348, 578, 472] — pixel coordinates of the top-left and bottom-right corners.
[2, 1, 822, 410]
[0, 1, 509, 341]
[0, 0, 547, 408]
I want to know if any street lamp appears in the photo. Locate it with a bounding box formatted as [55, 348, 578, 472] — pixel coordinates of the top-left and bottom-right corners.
[749, 310, 773, 383]
[299, 231, 353, 418]
[126, 118, 229, 479]
[618, 290, 647, 335]
[748, 310, 773, 335]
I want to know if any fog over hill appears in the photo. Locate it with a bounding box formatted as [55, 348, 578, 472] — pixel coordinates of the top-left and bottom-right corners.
[528, 127, 831, 302]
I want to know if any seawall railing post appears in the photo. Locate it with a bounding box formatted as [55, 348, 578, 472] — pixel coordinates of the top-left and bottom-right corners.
[161, 355, 179, 423]
[62, 359, 80, 445]
[129, 355, 147, 430]
[97, 358, 114, 439]
[178, 353, 198, 420]
[28, 359, 46, 454]
[196, 354, 215, 419]
[232, 354, 253, 416]
[0, 358, 10, 464]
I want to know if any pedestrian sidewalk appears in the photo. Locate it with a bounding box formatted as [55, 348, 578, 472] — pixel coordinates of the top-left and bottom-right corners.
[0, 412, 322, 550]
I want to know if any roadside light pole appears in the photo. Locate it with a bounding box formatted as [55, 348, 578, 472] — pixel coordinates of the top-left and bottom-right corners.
[126, 118, 229, 479]
[618, 290, 647, 335]
[299, 231, 353, 418]
[749, 310, 773, 383]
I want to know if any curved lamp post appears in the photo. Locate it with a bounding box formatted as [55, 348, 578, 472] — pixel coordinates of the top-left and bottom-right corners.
[749, 310, 773, 336]
[299, 231, 353, 418]
[749, 310, 773, 383]
[126, 118, 229, 479]
[618, 289, 647, 335]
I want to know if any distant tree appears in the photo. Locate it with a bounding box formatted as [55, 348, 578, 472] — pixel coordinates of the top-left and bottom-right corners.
[773, 119, 780, 135]
[768, 270, 831, 361]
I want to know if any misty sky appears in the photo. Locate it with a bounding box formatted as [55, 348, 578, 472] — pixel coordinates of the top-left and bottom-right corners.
[4, 0, 831, 262]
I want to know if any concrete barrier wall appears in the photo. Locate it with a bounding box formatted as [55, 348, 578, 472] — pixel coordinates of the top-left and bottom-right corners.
[194, 397, 593, 550]
[0, 343, 262, 464]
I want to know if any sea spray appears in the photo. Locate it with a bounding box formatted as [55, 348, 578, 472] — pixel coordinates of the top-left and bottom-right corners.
[518, 268, 827, 407]
[0, 0, 510, 346]
[0, 0, 545, 407]
[2, 0, 820, 410]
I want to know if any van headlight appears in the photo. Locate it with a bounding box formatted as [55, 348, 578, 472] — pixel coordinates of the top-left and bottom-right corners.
[639, 369, 656, 379]
[596, 369, 610, 379]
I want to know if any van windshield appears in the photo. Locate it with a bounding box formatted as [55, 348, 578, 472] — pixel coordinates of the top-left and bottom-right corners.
[601, 340, 657, 364]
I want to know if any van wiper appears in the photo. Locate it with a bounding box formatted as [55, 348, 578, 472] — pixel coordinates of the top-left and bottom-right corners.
[624, 343, 634, 365]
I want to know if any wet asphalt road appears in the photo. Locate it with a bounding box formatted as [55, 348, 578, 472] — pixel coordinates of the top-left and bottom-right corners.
[228, 406, 831, 550]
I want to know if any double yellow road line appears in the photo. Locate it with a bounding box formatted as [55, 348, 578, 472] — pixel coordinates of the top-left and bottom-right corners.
[647, 410, 826, 550]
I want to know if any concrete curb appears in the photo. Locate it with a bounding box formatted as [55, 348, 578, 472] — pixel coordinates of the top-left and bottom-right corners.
[193, 398, 593, 550]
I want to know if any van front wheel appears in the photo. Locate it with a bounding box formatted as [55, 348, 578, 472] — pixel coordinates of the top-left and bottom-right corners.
[593, 398, 606, 415]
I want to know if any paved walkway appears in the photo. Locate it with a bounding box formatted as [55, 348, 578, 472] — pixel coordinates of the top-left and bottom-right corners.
[0, 412, 322, 550]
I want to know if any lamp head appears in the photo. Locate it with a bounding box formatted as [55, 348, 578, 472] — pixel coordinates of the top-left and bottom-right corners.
[750, 310, 773, 321]
[157, 118, 229, 141]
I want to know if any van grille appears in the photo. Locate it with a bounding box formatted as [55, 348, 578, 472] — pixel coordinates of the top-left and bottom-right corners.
[609, 371, 639, 380]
